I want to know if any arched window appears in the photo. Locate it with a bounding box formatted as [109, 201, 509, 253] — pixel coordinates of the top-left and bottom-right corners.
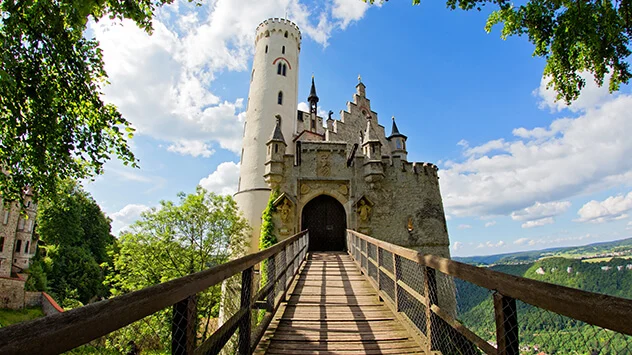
[277, 63, 282, 75]
[282, 64, 287, 76]
[278, 91, 283, 105]
[265, 45, 268, 53]
[282, 46, 285, 54]
[284, 31, 288, 38]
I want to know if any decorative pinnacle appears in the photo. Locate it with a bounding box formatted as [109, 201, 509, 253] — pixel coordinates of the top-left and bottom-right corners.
[392, 116, 395, 121]
[358, 74, 362, 82]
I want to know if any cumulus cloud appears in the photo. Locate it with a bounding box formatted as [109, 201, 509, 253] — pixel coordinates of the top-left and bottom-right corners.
[476, 240, 505, 249]
[452, 241, 463, 251]
[535, 73, 614, 113]
[508, 200, 569, 228]
[441, 77, 632, 218]
[199, 161, 241, 195]
[576, 192, 632, 223]
[93, 0, 373, 158]
[484, 221, 496, 228]
[521, 217, 554, 229]
[168, 140, 215, 157]
[457, 224, 472, 230]
[109, 204, 151, 235]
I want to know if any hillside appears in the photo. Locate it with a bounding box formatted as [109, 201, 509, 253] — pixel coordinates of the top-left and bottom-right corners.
[454, 237, 632, 265]
[455, 252, 632, 354]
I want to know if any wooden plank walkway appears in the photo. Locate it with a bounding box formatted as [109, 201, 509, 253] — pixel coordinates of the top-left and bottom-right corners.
[256, 252, 425, 355]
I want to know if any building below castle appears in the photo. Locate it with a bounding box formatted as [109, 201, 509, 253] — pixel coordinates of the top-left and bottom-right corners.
[234, 18, 452, 259]
[0, 192, 39, 309]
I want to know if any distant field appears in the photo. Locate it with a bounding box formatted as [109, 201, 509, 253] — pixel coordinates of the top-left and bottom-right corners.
[0, 307, 44, 327]
[582, 255, 632, 263]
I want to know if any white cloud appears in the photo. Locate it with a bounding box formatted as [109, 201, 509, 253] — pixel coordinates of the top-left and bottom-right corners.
[332, 0, 369, 29]
[441, 84, 632, 218]
[476, 240, 505, 249]
[93, 0, 372, 158]
[167, 140, 215, 158]
[514, 238, 530, 245]
[576, 192, 632, 223]
[484, 221, 496, 228]
[627, 221, 632, 230]
[109, 204, 151, 235]
[511, 201, 571, 221]
[452, 241, 463, 251]
[199, 161, 240, 195]
[457, 224, 472, 230]
[535, 72, 613, 113]
[522, 217, 554, 229]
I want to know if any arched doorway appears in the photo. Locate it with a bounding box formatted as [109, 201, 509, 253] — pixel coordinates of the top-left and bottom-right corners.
[301, 195, 347, 251]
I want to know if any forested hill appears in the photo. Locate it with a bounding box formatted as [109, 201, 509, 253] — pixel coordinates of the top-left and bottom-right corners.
[454, 237, 632, 265]
[455, 247, 632, 354]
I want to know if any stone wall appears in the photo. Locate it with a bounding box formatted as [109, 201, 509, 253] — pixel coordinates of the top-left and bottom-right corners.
[41, 292, 64, 315]
[0, 277, 25, 309]
[24, 291, 41, 307]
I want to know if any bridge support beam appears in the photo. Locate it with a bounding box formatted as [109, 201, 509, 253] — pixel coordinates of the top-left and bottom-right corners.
[238, 267, 254, 355]
[172, 295, 197, 355]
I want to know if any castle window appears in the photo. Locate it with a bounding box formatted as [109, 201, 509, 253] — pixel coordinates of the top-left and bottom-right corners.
[278, 91, 283, 105]
[284, 31, 288, 38]
[282, 46, 285, 54]
[311, 118, 316, 131]
[26, 219, 32, 232]
[15, 239, 22, 254]
[265, 30, 270, 37]
[3, 211, 8, 225]
[282, 64, 287, 76]
[24, 241, 29, 254]
[0, 237, 4, 252]
[396, 140, 402, 149]
[277, 63, 282, 75]
[265, 45, 268, 53]
[18, 218, 25, 231]
[275, 144, 279, 153]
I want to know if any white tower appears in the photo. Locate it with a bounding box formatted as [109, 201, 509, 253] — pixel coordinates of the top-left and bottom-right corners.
[234, 18, 301, 253]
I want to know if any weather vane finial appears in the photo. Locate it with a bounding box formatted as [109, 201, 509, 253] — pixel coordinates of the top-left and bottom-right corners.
[358, 74, 362, 82]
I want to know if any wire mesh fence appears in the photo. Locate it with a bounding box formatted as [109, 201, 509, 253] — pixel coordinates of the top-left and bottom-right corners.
[0, 231, 310, 355]
[346, 230, 632, 355]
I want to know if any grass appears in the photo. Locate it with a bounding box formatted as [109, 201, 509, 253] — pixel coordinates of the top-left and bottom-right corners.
[0, 307, 44, 328]
[582, 255, 632, 263]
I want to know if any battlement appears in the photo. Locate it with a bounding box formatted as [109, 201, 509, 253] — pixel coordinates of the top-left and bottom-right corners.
[255, 18, 302, 46]
[389, 157, 439, 180]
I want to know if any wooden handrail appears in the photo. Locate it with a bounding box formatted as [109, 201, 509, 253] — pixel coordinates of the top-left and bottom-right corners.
[0, 231, 308, 355]
[347, 229, 632, 337]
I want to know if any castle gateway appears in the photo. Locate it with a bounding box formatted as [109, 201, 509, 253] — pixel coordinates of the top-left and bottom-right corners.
[234, 18, 451, 257]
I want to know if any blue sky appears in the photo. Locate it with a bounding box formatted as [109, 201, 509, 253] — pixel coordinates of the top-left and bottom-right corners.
[85, 0, 632, 257]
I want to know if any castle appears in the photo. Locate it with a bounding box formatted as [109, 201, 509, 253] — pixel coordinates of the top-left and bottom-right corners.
[0, 192, 39, 309]
[234, 18, 451, 258]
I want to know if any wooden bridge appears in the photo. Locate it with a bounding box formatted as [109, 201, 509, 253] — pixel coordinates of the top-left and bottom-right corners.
[1, 230, 631, 355]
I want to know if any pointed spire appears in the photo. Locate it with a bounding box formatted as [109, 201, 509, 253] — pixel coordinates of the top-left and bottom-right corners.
[268, 117, 286, 144]
[363, 120, 381, 145]
[308, 75, 319, 104]
[388, 116, 407, 140]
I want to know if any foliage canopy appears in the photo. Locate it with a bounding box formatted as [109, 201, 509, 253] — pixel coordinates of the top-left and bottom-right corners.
[373, 0, 632, 103]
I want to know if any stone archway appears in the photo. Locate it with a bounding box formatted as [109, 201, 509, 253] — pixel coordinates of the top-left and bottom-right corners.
[301, 195, 347, 251]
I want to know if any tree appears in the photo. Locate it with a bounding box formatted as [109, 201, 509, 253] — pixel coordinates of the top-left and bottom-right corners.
[0, 0, 176, 203]
[373, 0, 631, 103]
[32, 179, 116, 307]
[105, 187, 249, 351]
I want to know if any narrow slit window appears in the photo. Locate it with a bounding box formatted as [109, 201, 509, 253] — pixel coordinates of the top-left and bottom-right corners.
[284, 31, 288, 38]
[275, 144, 279, 153]
[277, 63, 282, 75]
[282, 64, 287, 76]
[0, 237, 4, 253]
[24, 241, 29, 254]
[282, 46, 285, 54]
[265, 45, 268, 53]
[3, 211, 8, 225]
[278, 91, 283, 105]
[15, 239, 22, 254]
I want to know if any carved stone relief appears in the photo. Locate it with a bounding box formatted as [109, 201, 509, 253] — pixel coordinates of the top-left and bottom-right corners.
[316, 151, 331, 177]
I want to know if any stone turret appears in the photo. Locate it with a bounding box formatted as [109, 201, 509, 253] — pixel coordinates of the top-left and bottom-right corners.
[388, 116, 408, 161]
[308, 76, 319, 132]
[264, 118, 286, 187]
[362, 120, 384, 184]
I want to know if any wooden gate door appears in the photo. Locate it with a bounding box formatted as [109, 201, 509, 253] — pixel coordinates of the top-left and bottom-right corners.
[301, 195, 346, 251]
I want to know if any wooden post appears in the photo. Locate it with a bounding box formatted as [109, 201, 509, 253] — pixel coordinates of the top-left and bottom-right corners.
[424, 266, 440, 352]
[238, 267, 254, 355]
[377, 247, 382, 294]
[494, 292, 519, 355]
[393, 253, 401, 312]
[266, 255, 276, 312]
[171, 295, 196, 355]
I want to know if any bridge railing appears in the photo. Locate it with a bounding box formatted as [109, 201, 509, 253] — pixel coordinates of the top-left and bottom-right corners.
[0, 231, 309, 355]
[347, 230, 632, 355]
